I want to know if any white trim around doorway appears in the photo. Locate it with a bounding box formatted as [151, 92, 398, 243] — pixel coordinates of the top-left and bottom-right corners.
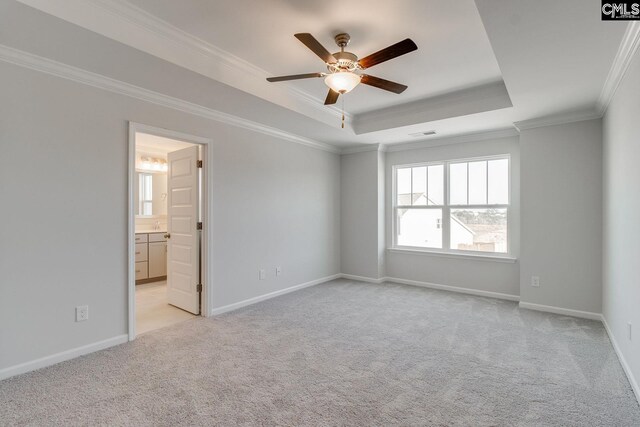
[128, 122, 214, 340]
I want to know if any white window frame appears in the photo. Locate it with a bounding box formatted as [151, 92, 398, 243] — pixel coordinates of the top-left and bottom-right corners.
[392, 154, 512, 259]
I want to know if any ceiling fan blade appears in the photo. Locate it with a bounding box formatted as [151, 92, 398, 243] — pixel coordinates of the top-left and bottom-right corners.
[266, 72, 324, 82]
[294, 33, 337, 64]
[358, 38, 418, 69]
[324, 89, 340, 105]
[360, 75, 408, 94]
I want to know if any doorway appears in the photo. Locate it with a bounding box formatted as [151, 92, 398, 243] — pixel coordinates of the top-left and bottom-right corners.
[128, 123, 213, 339]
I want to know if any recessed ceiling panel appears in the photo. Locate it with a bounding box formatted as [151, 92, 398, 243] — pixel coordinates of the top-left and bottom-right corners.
[129, 0, 504, 114]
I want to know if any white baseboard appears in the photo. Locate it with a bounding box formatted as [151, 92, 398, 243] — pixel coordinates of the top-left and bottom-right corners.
[518, 302, 601, 320]
[340, 274, 385, 284]
[0, 334, 128, 381]
[601, 315, 640, 404]
[384, 276, 520, 302]
[209, 274, 341, 316]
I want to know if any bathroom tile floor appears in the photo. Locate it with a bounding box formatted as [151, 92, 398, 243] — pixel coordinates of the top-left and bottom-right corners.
[136, 281, 195, 335]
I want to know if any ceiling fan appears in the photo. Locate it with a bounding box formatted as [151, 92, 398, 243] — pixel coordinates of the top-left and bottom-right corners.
[266, 32, 418, 112]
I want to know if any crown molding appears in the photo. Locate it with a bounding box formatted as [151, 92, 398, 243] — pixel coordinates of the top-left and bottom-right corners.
[340, 144, 384, 155]
[382, 128, 519, 153]
[596, 22, 640, 116]
[15, 0, 351, 128]
[0, 44, 340, 154]
[513, 109, 601, 132]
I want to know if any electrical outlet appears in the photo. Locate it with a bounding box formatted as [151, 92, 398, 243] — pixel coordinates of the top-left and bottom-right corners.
[259, 269, 266, 280]
[276, 267, 282, 277]
[531, 276, 540, 287]
[76, 305, 89, 322]
[628, 323, 632, 341]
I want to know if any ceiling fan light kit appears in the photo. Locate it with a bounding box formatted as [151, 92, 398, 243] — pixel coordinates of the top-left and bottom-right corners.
[266, 32, 418, 128]
[324, 71, 361, 94]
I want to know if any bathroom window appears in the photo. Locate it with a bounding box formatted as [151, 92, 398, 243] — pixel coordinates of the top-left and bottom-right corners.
[139, 173, 153, 216]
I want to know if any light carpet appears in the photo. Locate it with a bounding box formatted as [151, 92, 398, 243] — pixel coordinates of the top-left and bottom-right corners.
[1, 279, 639, 426]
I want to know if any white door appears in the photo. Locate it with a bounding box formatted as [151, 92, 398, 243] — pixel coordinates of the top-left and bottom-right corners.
[167, 145, 200, 314]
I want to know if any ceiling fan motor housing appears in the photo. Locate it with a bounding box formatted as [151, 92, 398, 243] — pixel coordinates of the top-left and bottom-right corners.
[334, 33, 351, 48]
[327, 33, 360, 72]
[328, 51, 359, 73]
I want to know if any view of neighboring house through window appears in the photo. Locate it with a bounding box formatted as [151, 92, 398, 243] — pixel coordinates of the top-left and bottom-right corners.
[396, 164, 444, 248]
[394, 156, 509, 254]
[139, 173, 153, 216]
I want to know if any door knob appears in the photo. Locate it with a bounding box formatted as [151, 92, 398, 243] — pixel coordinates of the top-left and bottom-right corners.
[164, 233, 171, 239]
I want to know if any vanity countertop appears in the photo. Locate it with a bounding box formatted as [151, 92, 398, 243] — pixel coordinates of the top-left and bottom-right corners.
[135, 229, 167, 234]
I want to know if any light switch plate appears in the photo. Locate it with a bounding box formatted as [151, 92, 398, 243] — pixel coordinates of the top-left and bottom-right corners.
[531, 276, 540, 287]
[259, 269, 266, 280]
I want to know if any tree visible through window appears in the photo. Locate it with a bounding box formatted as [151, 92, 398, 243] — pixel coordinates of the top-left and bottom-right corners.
[394, 156, 509, 255]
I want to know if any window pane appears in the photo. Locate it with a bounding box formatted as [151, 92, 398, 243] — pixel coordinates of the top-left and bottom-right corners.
[427, 165, 444, 205]
[488, 159, 509, 204]
[450, 208, 507, 253]
[412, 167, 427, 206]
[397, 167, 411, 205]
[397, 208, 442, 248]
[468, 161, 487, 205]
[449, 162, 467, 205]
[143, 174, 153, 200]
[142, 201, 153, 216]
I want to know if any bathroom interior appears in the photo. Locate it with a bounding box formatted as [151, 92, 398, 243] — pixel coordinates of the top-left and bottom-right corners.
[134, 132, 198, 334]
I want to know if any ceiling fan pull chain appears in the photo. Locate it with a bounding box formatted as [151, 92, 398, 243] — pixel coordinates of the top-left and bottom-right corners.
[341, 97, 345, 129]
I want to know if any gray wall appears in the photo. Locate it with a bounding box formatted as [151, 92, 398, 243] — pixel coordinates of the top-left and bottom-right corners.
[340, 150, 381, 278]
[0, 40, 340, 370]
[384, 137, 521, 296]
[377, 150, 386, 278]
[603, 47, 640, 391]
[519, 119, 602, 313]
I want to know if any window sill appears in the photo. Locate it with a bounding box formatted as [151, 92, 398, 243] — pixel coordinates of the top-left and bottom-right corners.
[387, 247, 518, 263]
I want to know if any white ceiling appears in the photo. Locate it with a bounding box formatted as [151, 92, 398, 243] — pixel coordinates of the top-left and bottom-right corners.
[14, 0, 629, 148]
[475, 0, 626, 122]
[128, 0, 503, 115]
[136, 133, 194, 157]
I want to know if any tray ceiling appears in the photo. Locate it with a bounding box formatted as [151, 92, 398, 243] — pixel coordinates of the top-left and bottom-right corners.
[13, 0, 630, 149]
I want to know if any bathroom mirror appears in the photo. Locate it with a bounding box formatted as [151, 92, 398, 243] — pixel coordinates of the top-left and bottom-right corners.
[134, 171, 168, 217]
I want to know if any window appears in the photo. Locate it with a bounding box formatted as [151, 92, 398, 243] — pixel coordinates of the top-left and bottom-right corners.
[396, 164, 444, 249]
[138, 173, 153, 216]
[393, 156, 510, 255]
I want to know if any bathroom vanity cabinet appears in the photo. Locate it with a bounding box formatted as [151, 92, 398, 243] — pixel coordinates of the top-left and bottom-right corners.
[135, 232, 167, 282]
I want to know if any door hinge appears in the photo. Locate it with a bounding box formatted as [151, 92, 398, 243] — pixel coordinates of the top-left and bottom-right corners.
[196, 283, 203, 292]
[197, 222, 203, 230]
[197, 160, 203, 168]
